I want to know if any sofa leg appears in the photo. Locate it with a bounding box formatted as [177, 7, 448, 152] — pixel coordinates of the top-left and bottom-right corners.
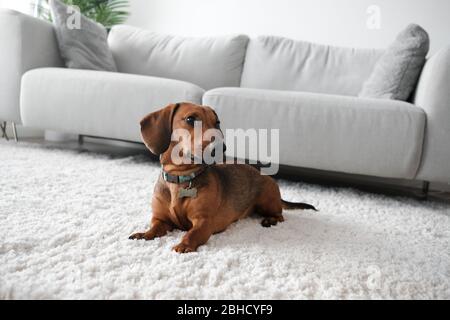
[78, 134, 84, 146]
[0, 121, 9, 141]
[421, 181, 430, 200]
[11, 122, 18, 142]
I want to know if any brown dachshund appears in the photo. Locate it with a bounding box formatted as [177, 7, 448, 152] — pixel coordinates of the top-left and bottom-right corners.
[129, 102, 317, 253]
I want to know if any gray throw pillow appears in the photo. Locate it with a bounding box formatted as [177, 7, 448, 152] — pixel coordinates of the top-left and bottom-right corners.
[359, 24, 429, 101]
[49, 0, 117, 72]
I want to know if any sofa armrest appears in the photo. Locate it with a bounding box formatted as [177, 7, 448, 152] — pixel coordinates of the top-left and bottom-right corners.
[0, 9, 63, 123]
[413, 47, 450, 182]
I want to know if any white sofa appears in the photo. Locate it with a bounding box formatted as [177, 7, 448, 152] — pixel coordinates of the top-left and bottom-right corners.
[1, 9, 450, 184]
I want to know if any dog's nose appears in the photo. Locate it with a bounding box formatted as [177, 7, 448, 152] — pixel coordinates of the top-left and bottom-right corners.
[211, 143, 226, 157]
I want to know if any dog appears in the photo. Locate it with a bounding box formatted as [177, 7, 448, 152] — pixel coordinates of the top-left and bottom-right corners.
[129, 102, 317, 253]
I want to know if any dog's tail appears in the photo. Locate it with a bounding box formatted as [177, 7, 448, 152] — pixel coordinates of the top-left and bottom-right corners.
[281, 199, 318, 211]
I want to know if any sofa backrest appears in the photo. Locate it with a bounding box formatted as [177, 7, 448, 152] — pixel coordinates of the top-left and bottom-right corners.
[241, 36, 384, 96]
[108, 25, 249, 90]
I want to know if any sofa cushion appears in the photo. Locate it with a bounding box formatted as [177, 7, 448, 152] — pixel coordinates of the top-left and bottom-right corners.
[359, 24, 429, 101]
[108, 25, 249, 90]
[203, 88, 425, 179]
[241, 36, 383, 96]
[20, 68, 204, 142]
[49, 0, 117, 72]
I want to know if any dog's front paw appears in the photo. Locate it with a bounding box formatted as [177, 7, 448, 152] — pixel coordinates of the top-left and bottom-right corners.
[172, 243, 196, 253]
[129, 232, 146, 240]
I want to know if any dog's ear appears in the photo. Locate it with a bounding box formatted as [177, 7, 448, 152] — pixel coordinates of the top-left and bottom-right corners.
[140, 103, 181, 155]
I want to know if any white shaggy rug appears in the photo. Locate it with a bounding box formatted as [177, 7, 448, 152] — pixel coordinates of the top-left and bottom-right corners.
[0, 140, 449, 300]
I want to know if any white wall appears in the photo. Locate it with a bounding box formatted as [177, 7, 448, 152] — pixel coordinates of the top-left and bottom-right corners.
[127, 0, 450, 53]
[0, 0, 33, 14]
[2, 0, 448, 53]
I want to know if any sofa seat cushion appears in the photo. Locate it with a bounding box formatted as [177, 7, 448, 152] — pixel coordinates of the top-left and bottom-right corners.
[203, 88, 426, 179]
[20, 68, 204, 142]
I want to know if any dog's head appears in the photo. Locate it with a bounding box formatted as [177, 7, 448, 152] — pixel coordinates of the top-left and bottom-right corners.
[140, 103, 225, 162]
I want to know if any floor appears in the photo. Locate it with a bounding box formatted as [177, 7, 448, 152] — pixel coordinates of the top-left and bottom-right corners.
[1, 139, 449, 299]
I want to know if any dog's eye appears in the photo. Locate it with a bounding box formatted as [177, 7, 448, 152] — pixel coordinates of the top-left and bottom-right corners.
[215, 121, 221, 128]
[185, 116, 196, 126]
